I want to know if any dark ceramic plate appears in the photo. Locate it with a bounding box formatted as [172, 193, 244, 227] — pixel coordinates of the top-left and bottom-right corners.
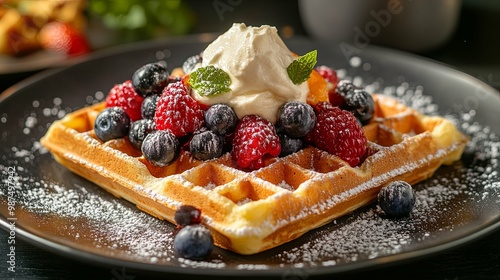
[0, 51, 69, 75]
[1, 34, 500, 278]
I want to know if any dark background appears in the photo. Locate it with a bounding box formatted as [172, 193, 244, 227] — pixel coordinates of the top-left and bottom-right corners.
[1, 0, 500, 279]
[2, 0, 500, 93]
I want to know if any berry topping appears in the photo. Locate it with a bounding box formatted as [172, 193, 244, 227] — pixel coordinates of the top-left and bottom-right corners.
[141, 94, 160, 120]
[204, 104, 238, 135]
[141, 130, 180, 166]
[306, 68, 329, 106]
[132, 63, 169, 97]
[189, 129, 224, 161]
[329, 80, 375, 124]
[154, 81, 207, 137]
[276, 101, 316, 138]
[329, 79, 355, 106]
[173, 224, 214, 260]
[278, 133, 303, 157]
[306, 102, 367, 167]
[105, 80, 144, 122]
[94, 107, 130, 142]
[232, 115, 281, 170]
[128, 119, 156, 150]
[174, 205, 202, 227]
[378, 181, 416, 217]
[343, 89, 375, 125]
[316, 65, 338, 84]
[182, 54, 202, 74]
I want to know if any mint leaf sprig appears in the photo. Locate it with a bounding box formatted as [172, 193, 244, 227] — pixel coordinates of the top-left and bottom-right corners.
[287, 50, 318, 85]
[188, 65, 232, 97]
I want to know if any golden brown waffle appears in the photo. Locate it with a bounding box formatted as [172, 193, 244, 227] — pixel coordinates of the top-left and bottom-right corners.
[40, 94, 468, 255]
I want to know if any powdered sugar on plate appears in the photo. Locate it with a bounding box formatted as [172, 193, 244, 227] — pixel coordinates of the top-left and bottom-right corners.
[1, 67, 499, 272]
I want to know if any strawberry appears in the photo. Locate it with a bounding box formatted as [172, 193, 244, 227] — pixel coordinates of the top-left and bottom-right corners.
[38, 21, 90, 56]
[232, 115, 281, 170]
[306, 102, 367, 167]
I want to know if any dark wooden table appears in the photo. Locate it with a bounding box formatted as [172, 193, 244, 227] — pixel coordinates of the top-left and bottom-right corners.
[2, 227, 500, 280]
[1, 1, 500, 279]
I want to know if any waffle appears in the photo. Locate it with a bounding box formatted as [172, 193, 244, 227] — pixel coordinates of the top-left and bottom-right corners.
[40, 93, 468, 255]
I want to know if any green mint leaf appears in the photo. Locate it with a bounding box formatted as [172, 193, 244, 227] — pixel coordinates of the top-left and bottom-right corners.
[188, 65, 231, 97]
[287, 50, 318, 85]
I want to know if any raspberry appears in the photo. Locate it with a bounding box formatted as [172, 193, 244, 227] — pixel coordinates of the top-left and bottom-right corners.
[105, 80, 144, 122]
[306, 102, 367, 166]
[232, 115, 281, 170]
[154, 81, 207, 137]
[316, 65, 338, 84]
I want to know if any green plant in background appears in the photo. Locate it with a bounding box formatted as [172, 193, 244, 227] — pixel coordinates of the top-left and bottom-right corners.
[88, 0, 195, 43]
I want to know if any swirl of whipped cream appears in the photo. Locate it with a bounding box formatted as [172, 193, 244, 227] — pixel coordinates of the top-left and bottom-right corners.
[191, 23, 309, 123]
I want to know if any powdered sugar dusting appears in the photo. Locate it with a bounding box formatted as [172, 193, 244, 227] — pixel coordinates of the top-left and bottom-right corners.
[1, 63, 499, 273]
[275, 162, 497, 266]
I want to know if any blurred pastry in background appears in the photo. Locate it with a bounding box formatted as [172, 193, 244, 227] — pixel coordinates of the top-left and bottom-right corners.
[0, 0, 89, 56]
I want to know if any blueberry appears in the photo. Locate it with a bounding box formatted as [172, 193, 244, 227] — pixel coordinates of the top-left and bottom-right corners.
[278, 133, 303, 157]
[343, 89, 375, 124]
[174, 224, 214, 260]
[378, 181, 416, 217]
[204, 104, 238, 135]
[174, 205, 202, 227]
[276, 101, 316, 138]
[182, 54, 202, 74]
[141, 130, 180, 166]
[141, 94, 160, 120]
[189, 129, 224, 160]
[334, 80, 374, 124]
[335, 80, 356, 98]
[128, 119, 156, 150]
[94, 107, 130, 142]
[132, 63, 169, 97]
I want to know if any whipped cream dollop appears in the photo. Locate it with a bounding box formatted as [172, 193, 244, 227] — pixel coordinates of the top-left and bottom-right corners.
[191, 23, 309, 123]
